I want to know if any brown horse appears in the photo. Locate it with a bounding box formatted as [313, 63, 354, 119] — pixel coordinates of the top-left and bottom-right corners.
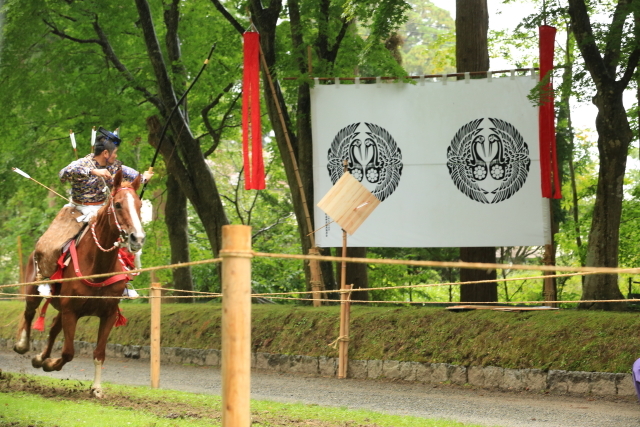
[13, 170, 145, 398]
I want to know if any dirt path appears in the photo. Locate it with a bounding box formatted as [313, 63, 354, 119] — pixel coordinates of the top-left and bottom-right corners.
[1, 349, 639, 427]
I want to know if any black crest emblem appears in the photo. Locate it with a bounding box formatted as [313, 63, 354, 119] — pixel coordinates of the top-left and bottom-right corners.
[327, 123, 403, 202]
[446, 118, 531, 204]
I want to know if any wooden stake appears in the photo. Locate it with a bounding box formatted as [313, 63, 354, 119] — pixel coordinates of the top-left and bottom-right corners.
[150, 282, 161, 388]
[17, 236, 24, 300]
[309, 247, 323, 307]
[221, 225, 252, 427]
[338, 229, 350, 379]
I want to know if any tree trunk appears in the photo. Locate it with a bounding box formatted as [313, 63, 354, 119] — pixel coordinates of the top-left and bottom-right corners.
[458, 248, 497, 302]
[165, 172, 194, 303]
[136, 0, 229, 266]
[579, 87, 628, 310]
[567, 0, 640, 310]
[456, 0, 496, 303]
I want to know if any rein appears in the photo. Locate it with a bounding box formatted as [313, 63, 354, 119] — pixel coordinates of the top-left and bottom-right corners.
[69, 240, 130, 287]
[64, 185, 138, 287]
[91, 187, 136, 252]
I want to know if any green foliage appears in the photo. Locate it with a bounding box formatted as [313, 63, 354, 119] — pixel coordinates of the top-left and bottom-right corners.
[398, 0, 455, 75]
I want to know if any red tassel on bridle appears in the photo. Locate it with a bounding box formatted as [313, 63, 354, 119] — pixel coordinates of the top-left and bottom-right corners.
[242, 31, 265, 190]
[539, 25, 561, 199]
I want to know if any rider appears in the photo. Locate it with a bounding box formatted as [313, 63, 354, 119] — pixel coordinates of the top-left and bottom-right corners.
[36, 127, 152, 298]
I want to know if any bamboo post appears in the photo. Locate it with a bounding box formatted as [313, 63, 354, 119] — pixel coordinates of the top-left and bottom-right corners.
[150, 282, 161, 388]
[258, 44, 325, 296]
[221, 225, 252, 427]
[308, 247, 323, 307]
[338, 229, 351, 379]
[17, 236, 24, 300]
[543, 201, 557, 307]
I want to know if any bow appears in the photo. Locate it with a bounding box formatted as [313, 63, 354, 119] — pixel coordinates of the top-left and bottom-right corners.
[139, 44, 217, 199]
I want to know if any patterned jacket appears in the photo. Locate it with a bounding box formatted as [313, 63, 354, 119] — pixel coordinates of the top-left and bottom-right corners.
[59, 154, 139, 205]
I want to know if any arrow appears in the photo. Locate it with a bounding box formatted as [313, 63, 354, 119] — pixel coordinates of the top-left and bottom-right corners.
[91, 126, 97, 150]
[69, 130, 78, 159]
[12, 167, 71, 203]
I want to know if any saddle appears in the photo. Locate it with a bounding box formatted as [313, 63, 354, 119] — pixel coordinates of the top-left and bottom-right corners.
[34, 206, 83, 278]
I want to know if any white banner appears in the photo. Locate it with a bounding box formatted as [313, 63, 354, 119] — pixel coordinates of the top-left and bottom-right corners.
[311, 75, 551, 247]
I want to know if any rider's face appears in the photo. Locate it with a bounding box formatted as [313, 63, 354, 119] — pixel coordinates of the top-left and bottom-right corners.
[106, 148, 118, 165]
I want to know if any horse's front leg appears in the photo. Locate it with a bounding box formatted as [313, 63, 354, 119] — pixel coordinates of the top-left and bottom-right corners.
[32, 312, 62, 369]
[90, 310, 118, 399]
[41, 310, 77, 373]
[14, 285, 42, 354]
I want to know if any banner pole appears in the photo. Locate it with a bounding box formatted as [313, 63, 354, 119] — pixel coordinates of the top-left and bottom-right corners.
[258, 43, 325, 295]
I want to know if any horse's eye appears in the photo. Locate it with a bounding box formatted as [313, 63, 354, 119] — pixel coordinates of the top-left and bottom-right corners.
[114, 202, 122, 209]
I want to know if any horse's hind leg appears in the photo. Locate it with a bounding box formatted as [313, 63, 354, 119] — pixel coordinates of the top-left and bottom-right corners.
[32, 311, 62, 369]
[14, 253, 42, 354]
[90, 311, 118, 398]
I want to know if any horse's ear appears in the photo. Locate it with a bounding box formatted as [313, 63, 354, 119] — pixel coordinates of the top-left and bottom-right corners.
[132, 173, 141, 191]
[113, 170, 123, 190]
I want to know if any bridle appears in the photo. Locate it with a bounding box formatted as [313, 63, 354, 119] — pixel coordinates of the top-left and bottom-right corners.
[91, 186, 138, 252]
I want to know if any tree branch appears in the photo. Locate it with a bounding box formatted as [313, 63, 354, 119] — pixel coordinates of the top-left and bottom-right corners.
[567, 0, 608, 86]
[92, 19, 163, 109]
[619, 47, 640, 88]
[134, 0, 180, 115]
[602, 0, 632, 77]
[43, 16, 162, 110]
[209, 0, 245, 35]
[42, 19, 100, 44]
[202, 85, 239, 157]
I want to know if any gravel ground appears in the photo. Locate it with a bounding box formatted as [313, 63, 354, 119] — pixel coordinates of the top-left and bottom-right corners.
[2, 349, 639, 427]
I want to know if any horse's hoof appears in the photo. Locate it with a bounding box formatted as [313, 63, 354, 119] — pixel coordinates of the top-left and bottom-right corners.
[31, 355, 44, 369]
[90, 387, 104, 399]
[41, 358, 56, 372]
[13, 343, 29, 355]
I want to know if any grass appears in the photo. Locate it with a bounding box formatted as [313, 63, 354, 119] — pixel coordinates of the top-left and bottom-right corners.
[2, 300, 639, 373]
[0, 372, 489, 427]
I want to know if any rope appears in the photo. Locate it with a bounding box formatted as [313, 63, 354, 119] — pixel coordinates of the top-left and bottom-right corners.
[3, 250, 640, 305]
[0, 258, 222, 290]
[4, 289, 640, 306]
[252, 251, 640, 275]
[250, 271, 590, 298]
[328, 335, 349, 349]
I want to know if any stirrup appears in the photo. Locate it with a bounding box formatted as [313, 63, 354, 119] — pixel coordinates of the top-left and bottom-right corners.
[123, 284, 139, 299]
[37, 284, 52, 299]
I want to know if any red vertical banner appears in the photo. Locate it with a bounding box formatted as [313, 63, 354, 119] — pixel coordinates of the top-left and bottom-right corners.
[242, 32, 265, 190]
[539, 25, 561, 199]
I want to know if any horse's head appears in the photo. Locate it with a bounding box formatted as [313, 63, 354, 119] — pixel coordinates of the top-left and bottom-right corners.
[111, 170, 146, 253]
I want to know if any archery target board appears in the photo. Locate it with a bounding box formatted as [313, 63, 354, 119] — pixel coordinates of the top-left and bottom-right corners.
[317, 172, 381, 235]
[311, 75, 552, 248]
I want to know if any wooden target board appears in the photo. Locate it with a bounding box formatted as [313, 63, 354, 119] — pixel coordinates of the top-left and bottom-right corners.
[317, 172, 380, 235]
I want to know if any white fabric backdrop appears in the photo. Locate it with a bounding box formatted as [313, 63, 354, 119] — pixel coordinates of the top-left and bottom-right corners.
[311, 75, 551, 247]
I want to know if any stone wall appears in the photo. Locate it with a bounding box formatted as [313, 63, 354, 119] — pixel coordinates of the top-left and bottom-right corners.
[2, 338, 635, 397]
